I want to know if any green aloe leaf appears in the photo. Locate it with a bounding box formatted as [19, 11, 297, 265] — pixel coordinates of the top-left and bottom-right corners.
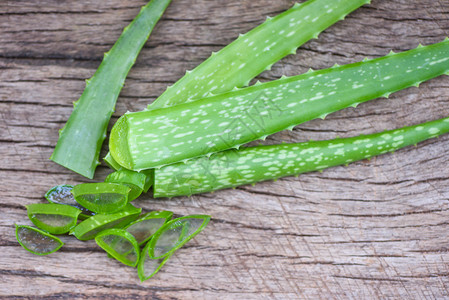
[154, 116, 449, 197]
[148, 215, 210, 259]
[16, 225, 64, 255]
[95, 228, 140, 267]
[138, 241, 171, 282]
[105, 170, 146, 201]
[71, 183, 130, 214]
[71, 204, 141, 241]
[45, 184, 96, 219]
[50, 0, 173, 179]
[26, 203, 81, 234]
[148, 0, 371, 110]
[110, 40, 449, 171]
[125, 211, 173, 246]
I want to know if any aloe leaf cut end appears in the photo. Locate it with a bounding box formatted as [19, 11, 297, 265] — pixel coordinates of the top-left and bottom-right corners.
[149, 0, 371, 110]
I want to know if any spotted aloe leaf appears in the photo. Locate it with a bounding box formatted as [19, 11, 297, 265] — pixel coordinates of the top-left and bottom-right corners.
[153, 116, 449, 197]
[51, 0, 172, 179]
[103, 0, 370, 180]
[148, 0, 371, 110]
[110, 40, 449, 171]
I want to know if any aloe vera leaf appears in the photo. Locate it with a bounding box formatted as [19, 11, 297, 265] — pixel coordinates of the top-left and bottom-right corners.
[148, 215, 210, 259]
[50, 0, 172, 179]
[148, 0, 371, 110]
[154, 116, 449, 198]
[110, 40, 449, 171]
[71, 183, 130, 214]
[125, 211, 173, 245]
[71, 204, 141, 240]
[16, 225, 64, 255]
[45, 185, 96, 219]
[104, 153, 154, 193]
[105, 170, 146, 201]
[95, 229, 140, 267]
[138, 241, 171, 282]
[103, 0, 369, 165]
[26, 203, 81, 234]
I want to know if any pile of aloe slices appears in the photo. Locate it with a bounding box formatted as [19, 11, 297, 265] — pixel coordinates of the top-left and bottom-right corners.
[16, 184, 210, 281]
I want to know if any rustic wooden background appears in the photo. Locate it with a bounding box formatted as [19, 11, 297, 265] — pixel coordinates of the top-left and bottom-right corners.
[1, 0, 449, 299]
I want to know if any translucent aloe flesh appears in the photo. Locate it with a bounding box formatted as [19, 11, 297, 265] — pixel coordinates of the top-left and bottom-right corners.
[110, 40, 449, 171]
[105, 169, 146, 201]
[138, 242, 171, 282]
[26, 203, 81, 234]
[71, 204, 141, 240]
[148, 215, 210, 259]
[154, 116, 449, 198]
[95, 229, 140, 267]
[50, 0, 172, 179]
[45, 185, 96, 218]
[148, 0, 371, 110]
[16, 225, 64, 255]
[125, 211, 173, 245]
[71, 183, 131, 214]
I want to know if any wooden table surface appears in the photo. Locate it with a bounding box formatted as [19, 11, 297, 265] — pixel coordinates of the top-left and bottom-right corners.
[1, 0, 449, 299]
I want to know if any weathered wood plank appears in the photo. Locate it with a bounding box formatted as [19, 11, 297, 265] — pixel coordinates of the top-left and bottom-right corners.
[1, 0, 449, 298]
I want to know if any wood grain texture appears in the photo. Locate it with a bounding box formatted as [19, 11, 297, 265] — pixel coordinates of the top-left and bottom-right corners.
[1, 0, 449, 298]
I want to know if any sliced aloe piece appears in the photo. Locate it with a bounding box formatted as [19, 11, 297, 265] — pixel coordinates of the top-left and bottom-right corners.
[71, 183, 130, 214]
[141, 170, 154, 193]
[16, 225, 64, 255]
[105, 169, 145, 201]
[95, 228, 140, 267]
[45, 184, 96, 218]
[45, 185, 75, 204]
[148, 215, 210, 259]
[104, 153, 154, 193]
[26, 203, 81, 234]
[125, 211, 173, 245]
[71, 204, 141, 240]
[138, 241, 171, 282]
